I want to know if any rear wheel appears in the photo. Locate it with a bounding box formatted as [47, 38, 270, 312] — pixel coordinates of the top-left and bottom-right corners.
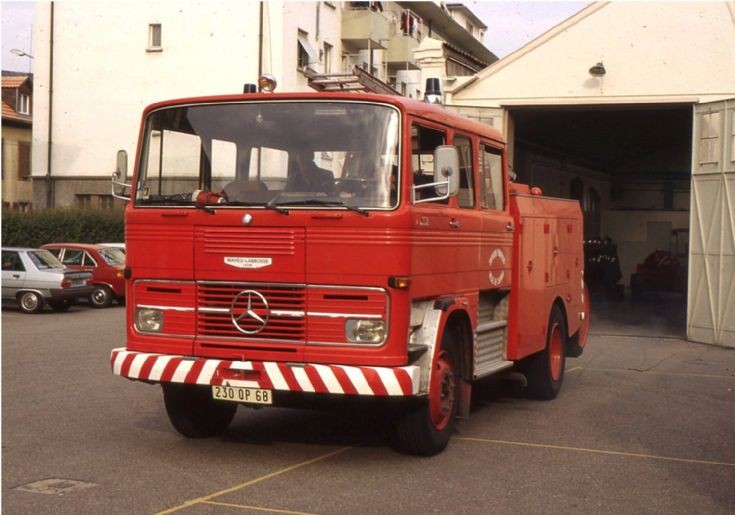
[392, 331, 459, 456]
[162, 384, 237, 438]
[90, 285, 112, 308]
[18, 291, 44, 314]
[525, 305, 567, 400]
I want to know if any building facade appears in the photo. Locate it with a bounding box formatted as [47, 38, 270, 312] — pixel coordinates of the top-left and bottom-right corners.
[1, 72, 33, 211]
[445, 1, 735, 347]
[31, 1, 494, 210]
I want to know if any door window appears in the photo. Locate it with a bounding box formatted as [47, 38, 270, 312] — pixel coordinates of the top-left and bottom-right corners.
[411, 124, 447, 202]
[61, 249, 84, 266]
[2, 251, 24, 272]
[454, 135, 475, 208]
[479, 144, 504, 210]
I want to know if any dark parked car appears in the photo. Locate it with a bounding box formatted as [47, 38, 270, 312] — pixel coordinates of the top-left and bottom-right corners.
[1, 247, 93, 313]
[41, 243, 126, 308]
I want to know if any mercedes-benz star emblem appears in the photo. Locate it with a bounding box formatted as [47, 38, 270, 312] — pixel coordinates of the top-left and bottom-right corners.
[230, 289, 270, 334]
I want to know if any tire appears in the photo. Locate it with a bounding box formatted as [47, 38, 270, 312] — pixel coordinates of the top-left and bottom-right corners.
[90, 285, 112, 308]
[17, 291, 44, 314]
[162, 384, 237, 438]
[49, 299, 73, 312]
[392, 330, 459, 456]
[524, 305, 567, 400]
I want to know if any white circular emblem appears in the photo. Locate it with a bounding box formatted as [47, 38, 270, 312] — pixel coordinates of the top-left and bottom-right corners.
[488, 249, 507, 286]
[242, 213, 253, 225]
[230, 289, 270, 334]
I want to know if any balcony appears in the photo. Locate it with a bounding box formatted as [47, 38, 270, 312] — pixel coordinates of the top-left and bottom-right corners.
[341, 8, 390, 50]
[386, 34, 420, 70]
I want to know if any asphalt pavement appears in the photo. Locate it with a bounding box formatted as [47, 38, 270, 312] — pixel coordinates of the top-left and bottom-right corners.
[2, 299, 734, 514]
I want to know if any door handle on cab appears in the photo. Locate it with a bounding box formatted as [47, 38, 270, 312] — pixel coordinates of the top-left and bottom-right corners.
[506, 222, 514, 232]
[449, 219, 460, 229]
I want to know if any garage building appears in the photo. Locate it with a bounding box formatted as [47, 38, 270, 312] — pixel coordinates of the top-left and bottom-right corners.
[446, 2, 735, 347]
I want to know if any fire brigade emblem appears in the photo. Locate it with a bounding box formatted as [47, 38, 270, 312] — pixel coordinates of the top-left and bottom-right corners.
[230, 289, 270, 334]
[488, 249, 506, 286]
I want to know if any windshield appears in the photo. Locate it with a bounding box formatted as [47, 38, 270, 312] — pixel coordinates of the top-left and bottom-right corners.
[99, 248, 125, 265]
[28, 250, 65, 270]
[136, 101, 400, 210]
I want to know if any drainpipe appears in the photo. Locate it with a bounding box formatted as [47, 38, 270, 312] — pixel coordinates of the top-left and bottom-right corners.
[257, 1, 263, 82]
[45, 1, 55, 208]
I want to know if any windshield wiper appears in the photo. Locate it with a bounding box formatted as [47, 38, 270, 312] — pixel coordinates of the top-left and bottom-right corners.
[224, 198, 289, 215]
[274, 199, 369, 216]
[138, 195, 216, 213]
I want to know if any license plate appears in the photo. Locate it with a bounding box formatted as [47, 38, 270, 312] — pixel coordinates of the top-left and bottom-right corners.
[212, 385, 272, 405]
[71, 279, 85, 286]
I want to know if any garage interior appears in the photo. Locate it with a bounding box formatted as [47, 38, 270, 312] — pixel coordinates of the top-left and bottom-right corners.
[508, 104, 693, 336]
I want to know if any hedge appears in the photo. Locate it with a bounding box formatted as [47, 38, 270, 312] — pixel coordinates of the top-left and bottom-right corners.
[1, 208, 125, 248]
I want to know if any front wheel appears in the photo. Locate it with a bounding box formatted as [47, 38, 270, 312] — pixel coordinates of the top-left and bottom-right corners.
[18, 291, 44, 314]
[524, 305, 567, 400]
[392, 332, 459, 456]
[162, 384, 237, 438]
[90, 285, 112, 308]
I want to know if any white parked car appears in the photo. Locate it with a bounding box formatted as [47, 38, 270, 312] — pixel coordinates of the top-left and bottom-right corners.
[1, 247, 94, 313]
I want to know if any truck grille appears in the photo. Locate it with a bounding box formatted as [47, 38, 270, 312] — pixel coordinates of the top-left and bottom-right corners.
[197, 282, 306, 342]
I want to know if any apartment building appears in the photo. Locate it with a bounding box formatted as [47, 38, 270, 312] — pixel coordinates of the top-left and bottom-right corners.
[31, 1, 495, 208]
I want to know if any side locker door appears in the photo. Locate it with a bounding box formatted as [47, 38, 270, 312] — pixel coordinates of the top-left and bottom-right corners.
[689, 99, 735, 347]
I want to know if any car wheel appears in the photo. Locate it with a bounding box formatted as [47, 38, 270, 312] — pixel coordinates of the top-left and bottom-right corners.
[18, 291, 44, 314]
[391, 331, 459, 456]
[90, 285, 112, 308]
[49, 299, 73, 312]
[524, 305, 567, 400]
[162, 384, 237, 438]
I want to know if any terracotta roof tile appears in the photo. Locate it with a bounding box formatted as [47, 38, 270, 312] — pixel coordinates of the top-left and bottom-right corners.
[1, 100, 31, 124]
[1, 75, 29, 88]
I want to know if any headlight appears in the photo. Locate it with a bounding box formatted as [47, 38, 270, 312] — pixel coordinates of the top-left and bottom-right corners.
[345, 319, 386, 344]
[136, 308, 163, 333]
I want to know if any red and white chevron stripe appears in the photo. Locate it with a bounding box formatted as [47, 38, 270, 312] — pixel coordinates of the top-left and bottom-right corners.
[110, 348, 421, 397]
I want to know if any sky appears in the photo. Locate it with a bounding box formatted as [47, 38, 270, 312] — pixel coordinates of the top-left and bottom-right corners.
[1, 1, 589, 73]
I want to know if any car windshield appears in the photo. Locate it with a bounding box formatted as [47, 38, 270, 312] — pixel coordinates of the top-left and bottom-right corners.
[136, 101, 400, 210]
[99, 248, 125, 265]
[28, 250, 65, 270]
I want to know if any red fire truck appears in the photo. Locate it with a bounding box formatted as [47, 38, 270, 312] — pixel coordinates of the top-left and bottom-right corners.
[111, 81, 589, 456]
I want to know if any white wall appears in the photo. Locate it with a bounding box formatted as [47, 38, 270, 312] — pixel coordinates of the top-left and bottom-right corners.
[450, 2, 735, 107]
[33, 1, 259, 180]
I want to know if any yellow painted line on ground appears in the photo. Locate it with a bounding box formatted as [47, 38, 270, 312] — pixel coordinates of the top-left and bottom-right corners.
[202, 500, 316, 514]
[565, 366, 583, 373]
[456, 437, 735, 467]
[584, 367, 735, 380]
[157, 447, 351, 515]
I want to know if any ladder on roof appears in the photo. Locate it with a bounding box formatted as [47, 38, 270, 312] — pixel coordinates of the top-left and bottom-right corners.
[306, 66, 400, 96]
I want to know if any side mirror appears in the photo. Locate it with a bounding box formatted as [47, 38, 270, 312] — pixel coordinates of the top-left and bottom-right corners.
[433, 145, 459, 197]
[111, 149, 131, 201]
[412, 145, 460, 204]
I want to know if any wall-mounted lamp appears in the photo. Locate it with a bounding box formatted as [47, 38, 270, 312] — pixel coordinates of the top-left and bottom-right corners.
[588, 62, 606, 77]
[10, 48, 34, 59]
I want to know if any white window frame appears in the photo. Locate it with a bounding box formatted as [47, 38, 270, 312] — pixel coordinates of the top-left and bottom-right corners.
[17, 93, 30, 115]
[147, 23, 162, 52]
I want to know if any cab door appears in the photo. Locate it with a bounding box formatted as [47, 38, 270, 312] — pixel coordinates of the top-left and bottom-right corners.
[478, 143, 514, 291]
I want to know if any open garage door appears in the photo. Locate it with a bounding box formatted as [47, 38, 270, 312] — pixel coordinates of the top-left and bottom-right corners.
[689, 99, 735, 347]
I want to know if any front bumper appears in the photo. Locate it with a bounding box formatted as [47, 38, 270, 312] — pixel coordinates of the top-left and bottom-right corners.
[110, 348, 421, 397]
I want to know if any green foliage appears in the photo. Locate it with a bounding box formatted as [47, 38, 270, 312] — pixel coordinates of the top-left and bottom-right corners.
[1, 208, 125, 248]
